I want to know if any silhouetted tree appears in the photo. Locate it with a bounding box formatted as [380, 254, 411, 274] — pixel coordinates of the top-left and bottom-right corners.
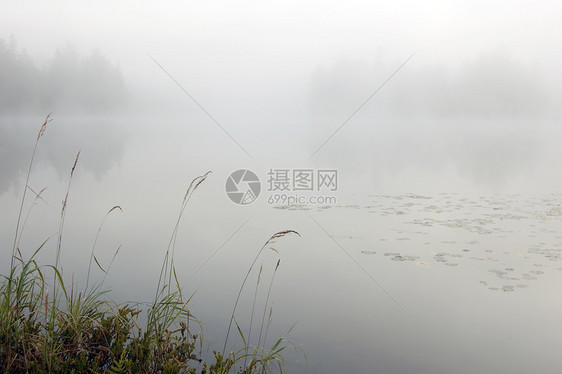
[0, 36, 128, 114]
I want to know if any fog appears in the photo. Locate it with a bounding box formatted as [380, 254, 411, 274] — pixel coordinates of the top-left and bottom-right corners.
[2, 1, 562, 373]
[2, 1, 562, 193]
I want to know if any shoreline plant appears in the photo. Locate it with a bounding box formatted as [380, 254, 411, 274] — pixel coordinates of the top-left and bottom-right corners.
[0, 115, 303, 373]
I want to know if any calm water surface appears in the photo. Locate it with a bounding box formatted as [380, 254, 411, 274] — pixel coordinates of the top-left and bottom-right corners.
[1, 116, 561, 373]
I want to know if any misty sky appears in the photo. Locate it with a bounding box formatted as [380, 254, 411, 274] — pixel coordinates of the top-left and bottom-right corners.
[4, 0, 562, 102]
[0, 1, 562, 189]
[2, 0, 562, 193]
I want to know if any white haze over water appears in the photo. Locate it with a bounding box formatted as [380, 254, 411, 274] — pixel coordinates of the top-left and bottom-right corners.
[2, 1, 562, 373]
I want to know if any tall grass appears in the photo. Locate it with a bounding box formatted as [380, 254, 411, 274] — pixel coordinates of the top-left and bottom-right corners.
[85, 206, 123, 292]
[0, 116, 302, 373]
[222, 231, 301, 373]
[11, 114, 51, 271]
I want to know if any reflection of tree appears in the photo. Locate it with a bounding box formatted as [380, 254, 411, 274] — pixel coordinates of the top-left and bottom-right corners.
[305, 51, 550, 188]
[0, 36, 127, 114]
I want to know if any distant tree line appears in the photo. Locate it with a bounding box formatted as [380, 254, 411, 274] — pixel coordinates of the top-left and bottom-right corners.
[308, 49, 549, 119]
[0, 36, 128, 114]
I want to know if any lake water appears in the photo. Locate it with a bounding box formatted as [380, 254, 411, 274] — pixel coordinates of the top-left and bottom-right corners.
[272, 193, 562, 373]
[1, 114, 561, 373]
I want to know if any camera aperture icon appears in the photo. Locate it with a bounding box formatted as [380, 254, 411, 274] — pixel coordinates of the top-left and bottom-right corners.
[225, 169, 261, 205]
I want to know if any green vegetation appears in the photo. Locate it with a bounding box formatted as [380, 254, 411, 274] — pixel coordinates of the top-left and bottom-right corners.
[0, 115, 302, 373]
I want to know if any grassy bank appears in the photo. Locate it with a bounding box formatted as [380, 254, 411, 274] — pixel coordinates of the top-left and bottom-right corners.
[0, 115, 301, 373]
